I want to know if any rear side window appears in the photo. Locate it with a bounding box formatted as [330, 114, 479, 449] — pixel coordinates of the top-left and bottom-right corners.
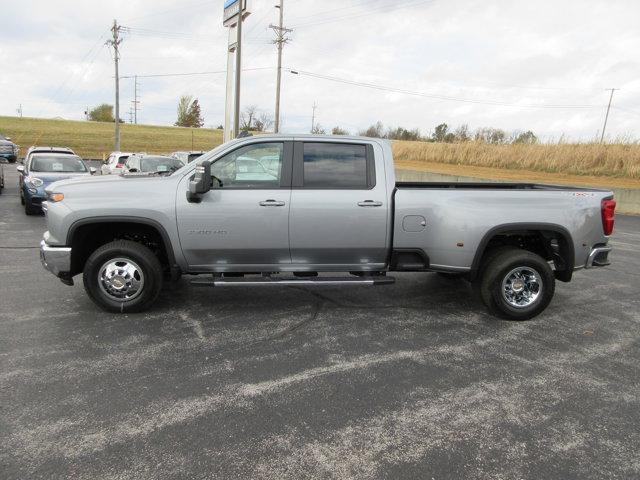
[302, 143, 369, 188]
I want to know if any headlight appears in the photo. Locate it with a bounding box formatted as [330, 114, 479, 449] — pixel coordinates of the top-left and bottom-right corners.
[28, 177, 44, 187]
[47, 192, 64, 203]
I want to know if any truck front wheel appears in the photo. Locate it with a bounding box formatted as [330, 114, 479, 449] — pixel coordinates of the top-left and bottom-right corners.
[83, 240, 163, 313]
[477, 248, 555, 320]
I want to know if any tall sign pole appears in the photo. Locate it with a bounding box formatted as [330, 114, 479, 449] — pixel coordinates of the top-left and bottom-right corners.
[233, 4, 243, 138]
[223, 0, 251, 142]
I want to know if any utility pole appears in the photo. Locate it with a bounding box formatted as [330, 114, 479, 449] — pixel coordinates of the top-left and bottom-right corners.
[600, 88, 619, 143]
[107, 19, 123, 151]
[270, 0, 292, 133]
[311, 102, 317, 133]
[133, 75, 140, 124]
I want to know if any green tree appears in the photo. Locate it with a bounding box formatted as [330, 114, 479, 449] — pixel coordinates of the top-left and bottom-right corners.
[175, 95, 192, 127]
[88, 104, 115, 122]
[432, 123, 449, 142]
[185, 99, 204, 128]
[175, 95, 203, 127]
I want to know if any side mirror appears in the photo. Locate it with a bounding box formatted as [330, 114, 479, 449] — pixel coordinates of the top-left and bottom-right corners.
[90, 167, 97, 175]
[16, 165, 24, 174]
[187, 160, 211, 203]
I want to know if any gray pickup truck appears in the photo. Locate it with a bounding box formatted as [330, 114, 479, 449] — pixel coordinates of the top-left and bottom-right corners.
[39, 135, 616, 320]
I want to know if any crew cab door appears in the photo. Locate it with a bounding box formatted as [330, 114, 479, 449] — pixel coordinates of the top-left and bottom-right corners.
[176, 141, 293, 270]
[288, 141, 389, 269]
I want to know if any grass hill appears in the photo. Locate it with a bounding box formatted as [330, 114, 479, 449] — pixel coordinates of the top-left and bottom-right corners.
[0, 116, 223, 160]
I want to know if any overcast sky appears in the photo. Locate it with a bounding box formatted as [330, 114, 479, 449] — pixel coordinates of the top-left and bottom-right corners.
[1, 0, 639, 140]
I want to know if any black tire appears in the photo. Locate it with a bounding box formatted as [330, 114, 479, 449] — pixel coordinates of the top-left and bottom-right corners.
[20, 190, 25, 205]
[83, 240, 163, 313]
[24, 199, 39, 215]
[476, 247, 555, 321]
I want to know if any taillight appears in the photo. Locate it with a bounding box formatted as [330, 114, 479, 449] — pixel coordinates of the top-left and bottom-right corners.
[601, 199, 616, 236]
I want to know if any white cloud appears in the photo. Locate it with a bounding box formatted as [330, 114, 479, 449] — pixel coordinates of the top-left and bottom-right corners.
[1, 0, 639, 140]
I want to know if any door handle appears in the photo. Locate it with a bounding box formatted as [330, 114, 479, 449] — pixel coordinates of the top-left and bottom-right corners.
[358, 200, 383, 207]
[259, 199, 286, 207]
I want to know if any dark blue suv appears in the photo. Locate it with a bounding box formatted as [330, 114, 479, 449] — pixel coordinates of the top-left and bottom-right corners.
[18, 148, 95, 214]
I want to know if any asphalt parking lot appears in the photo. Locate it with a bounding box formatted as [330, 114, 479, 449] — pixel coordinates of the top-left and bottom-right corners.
[1, 164, 639, 479]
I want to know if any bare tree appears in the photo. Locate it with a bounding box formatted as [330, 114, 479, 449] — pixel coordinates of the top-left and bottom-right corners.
[311, 123, 326, 134]
[254, 112, 274, 132]
[359, 121, 384, 138]
[331, 126, 349, 135]
[240, 105, 258, 130]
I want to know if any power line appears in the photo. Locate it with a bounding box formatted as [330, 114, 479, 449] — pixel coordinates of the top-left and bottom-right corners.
[120, 67, 272, 79]
[290, 0, 433, 28]
[286, 68, 602, 109]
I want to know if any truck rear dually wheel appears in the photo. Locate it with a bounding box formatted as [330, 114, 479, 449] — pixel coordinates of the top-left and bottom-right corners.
[83, 240, 163, 313]
[477, 247, 555, 320]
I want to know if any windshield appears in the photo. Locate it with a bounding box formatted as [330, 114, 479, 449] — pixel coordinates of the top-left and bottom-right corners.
[188, 153, 203, 163]
[31, 155, 87, 173]
[140, 156, 184, 173]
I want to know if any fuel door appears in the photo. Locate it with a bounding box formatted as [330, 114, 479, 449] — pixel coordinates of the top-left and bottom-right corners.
[402, 215, 427, 232]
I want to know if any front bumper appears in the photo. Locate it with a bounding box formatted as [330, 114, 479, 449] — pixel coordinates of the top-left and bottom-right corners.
[40, 240, 72, 278]
[585, 245, 612, 268]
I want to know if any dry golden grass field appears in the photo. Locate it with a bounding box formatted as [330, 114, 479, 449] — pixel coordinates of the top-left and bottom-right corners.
[1, 116, 639, 190]
[393, 140, 640, 178]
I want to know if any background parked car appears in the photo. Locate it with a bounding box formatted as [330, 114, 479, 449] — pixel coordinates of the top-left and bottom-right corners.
[170, 151, 205, 164]
[124, 154, 184, 174]
[0, 134, 19, 163]
[0, 161, 4, 194]
[17, 150, 95, 214]
[101, 151, 133, 175]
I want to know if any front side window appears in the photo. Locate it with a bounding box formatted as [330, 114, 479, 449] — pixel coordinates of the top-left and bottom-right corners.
[30, 155, 87, 173]
[210, 142, 283, 188]
[302, 143, 368, 188]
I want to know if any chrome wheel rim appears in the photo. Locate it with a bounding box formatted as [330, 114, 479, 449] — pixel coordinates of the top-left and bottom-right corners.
[98, 257, 145, 302]
[501, 266, 542, 308]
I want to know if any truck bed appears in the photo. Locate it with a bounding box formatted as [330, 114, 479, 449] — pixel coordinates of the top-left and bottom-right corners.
[396, 181, 606, 191]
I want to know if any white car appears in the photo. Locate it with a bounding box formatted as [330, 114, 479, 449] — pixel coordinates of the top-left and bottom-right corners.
[101, 152, 133, 175]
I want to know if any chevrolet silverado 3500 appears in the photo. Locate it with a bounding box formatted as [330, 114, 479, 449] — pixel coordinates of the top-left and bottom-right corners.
[39, 135, 615, 320]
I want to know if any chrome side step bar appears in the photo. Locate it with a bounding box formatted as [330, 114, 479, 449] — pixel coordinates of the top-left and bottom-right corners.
[191, 275, 395, 287]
